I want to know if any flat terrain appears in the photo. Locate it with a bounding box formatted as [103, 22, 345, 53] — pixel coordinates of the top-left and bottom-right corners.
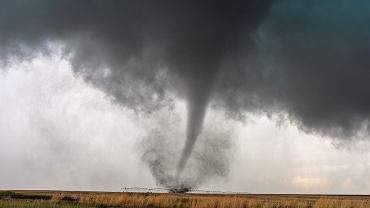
[0, 190, 369, 208]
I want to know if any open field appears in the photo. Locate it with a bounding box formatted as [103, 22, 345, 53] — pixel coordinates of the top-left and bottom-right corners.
[0, 190, 369, 208]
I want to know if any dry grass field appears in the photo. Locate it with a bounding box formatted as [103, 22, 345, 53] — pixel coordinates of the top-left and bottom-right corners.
[0, 190, 369, 208]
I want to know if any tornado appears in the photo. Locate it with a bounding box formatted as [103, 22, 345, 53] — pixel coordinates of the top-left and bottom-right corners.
[177, 95, 209, 173]
[177, 75, 216, 173]
[0, 0, 276, 187]
[163, 1, 275, 174]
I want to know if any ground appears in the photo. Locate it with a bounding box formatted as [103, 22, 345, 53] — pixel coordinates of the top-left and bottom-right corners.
[0, 190, 369, 208]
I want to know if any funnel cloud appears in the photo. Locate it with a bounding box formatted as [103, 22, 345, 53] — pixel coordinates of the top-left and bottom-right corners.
[1, 0, 370, 188]
[139, 111, 233, 189]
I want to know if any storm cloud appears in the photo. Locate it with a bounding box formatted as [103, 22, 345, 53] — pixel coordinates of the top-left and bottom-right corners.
[1, 0, 370, 188]
[214, 0, 370, 139]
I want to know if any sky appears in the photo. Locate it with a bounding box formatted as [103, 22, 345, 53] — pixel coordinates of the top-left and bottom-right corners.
[1, 0, 370, 194]
[1, 51, 369, 194]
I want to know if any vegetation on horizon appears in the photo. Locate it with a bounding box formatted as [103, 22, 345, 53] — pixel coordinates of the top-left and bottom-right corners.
[0, 191, 369, 208]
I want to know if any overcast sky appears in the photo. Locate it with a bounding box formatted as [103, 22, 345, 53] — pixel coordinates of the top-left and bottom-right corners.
[1, 0, 370, 194]
[1, 51, 369, 194]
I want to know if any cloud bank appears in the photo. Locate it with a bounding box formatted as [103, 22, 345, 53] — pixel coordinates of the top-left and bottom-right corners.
[1, 0, 370, 188]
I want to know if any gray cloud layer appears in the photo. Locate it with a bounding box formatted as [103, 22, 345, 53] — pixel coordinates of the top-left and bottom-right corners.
[215, 0, 370, 139]
[1, 0, 370, 188]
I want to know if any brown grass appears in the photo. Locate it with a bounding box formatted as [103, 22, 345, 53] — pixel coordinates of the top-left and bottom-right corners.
[3, 191, 370, 208]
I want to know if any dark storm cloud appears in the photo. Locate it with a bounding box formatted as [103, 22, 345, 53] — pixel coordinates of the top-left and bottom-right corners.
[1, 0, 370, 188]
[214, 0, 370, 139]
[0, 0, 273, 176]
[0, 0, 272, 110]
